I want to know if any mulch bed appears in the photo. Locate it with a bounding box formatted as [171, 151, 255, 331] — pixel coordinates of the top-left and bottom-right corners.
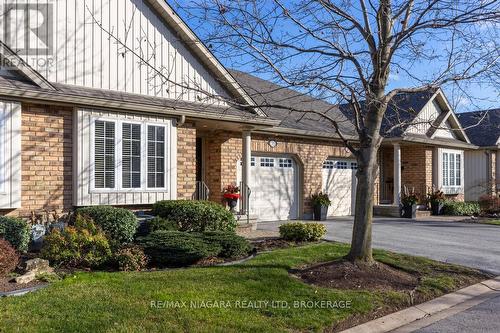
[0, 277, 46, 294]
[294, 260, 418, 292]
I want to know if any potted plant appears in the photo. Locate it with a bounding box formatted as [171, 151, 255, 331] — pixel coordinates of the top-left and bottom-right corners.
[428, 190, 445, 215]
[311, 192, 331, 221]
[223, 185, 240, 213]
[401, 193, 419, 219]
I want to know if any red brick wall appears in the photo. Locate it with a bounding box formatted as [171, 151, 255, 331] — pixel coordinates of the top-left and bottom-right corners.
[18, 104, 73, 217]
[177, 124, 197, 200]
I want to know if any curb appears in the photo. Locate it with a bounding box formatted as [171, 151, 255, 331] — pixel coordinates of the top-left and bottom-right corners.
[0, 284, 49, 297]
[340, 276, 500, 333]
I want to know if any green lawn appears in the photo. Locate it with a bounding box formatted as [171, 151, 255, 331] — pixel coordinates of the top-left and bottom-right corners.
[0, 243, 489, 333]
[481, 219, 500, 226]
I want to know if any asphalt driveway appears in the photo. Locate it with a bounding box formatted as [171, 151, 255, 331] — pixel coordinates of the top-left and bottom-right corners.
[258, 217, 500, 275]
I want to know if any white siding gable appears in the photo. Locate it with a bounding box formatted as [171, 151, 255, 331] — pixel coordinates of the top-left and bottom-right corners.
[406, 99, 441, 135]
[0, 0, 230, 104]
[434, 119, 457, 139]
[0, 100, 21, 209]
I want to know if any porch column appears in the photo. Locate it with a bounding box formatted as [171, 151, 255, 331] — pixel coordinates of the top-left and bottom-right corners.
[393, 143, 402, 205]
[241, 130, 252, 214]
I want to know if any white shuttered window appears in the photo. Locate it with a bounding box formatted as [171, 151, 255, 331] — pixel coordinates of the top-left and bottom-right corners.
[92, 119, 168, 191]
[147, 125, 166, 188]
[94, 121, 115, 189]
[122, 123, 142, 188]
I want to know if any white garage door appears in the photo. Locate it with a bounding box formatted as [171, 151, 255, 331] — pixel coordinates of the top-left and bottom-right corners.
[237, 156, 299, 221]
[322, 159, 357, 216]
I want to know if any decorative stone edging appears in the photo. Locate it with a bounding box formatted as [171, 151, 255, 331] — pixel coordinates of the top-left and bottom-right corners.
[0, 284, 49, 298]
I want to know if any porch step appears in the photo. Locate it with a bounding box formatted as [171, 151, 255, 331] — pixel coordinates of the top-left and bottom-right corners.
[416, 210, 432, 218]
[373, 205, 400, 218]
[235, 214, 258, 232]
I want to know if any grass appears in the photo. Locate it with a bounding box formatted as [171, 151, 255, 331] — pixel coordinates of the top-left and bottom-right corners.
[0, 242, 489, 333]
[480, 219, 500, 226]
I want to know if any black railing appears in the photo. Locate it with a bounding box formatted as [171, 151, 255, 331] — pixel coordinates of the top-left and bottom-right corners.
[239, 182, 251, 223]
[193, 181, 210, 201]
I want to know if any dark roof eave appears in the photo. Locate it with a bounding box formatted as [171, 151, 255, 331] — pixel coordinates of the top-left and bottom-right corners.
[256, 126, 358, 141]
[0, 85, 279, 127]
[384, 135, 479, 149]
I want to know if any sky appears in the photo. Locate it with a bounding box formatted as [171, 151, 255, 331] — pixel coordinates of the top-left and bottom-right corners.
[173, 1, 499, 113]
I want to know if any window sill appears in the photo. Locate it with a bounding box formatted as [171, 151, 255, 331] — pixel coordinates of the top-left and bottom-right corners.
[442, 187, 463, 195]
[90, 188, 169, 194]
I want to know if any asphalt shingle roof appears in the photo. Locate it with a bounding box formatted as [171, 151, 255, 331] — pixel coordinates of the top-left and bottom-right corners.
[228, 69, 358, 137]
[230, 69, 437, 138]
[457, 109, 500, 147]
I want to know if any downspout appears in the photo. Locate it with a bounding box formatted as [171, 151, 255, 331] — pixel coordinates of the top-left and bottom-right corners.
[176, 115, 186, 127]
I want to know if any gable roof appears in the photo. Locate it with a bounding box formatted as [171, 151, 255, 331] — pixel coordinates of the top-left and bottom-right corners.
[339, 89, 438, 138]
[0, 41, 56, 91]
[457, 109, 500, 147]
[144, 0, 263, 116]
[228, 69, 357, 139]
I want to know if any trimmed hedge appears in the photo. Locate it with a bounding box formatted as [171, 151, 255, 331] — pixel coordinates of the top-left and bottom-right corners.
[76, 206, 138, 245]
[0, 216, 30, 252]
[138, 231, 222, 267]
[41, 215, 112, 268]
[442, 201, 480, 216]
[199, 231, 252, 259]
[152, 200, 237, 232]
[148, 217, 178, 233]
[279, 222, 327, 242]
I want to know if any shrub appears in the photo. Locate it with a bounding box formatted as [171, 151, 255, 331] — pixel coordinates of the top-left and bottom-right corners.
[75, 206, 138, 245]
[152, 200, 236, 232]
[311, 192, 331, 207]
[442, 201, 481, 216]
[41, 215, 112, 268]
[115, 245, 148, 272]
[479, 195, 500, 214]
[0, 238, 19, 277]
[200, 231, 252, 259]
[138, 230, 221, 267]
[148, 217, 178, 233]
[0, 217, 30, 252]
[279, 222, 327, 242]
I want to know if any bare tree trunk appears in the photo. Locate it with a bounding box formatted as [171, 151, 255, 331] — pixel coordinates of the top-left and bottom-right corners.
[347, 145, 379, 263]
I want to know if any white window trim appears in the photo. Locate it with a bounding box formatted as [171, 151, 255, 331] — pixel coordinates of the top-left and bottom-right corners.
[439, 148, 464, 194]
[89, 117, 170, 193]
[0, 112, 5, 194]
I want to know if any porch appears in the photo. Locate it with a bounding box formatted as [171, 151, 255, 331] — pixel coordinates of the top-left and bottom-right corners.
[375, 143, 434, 217]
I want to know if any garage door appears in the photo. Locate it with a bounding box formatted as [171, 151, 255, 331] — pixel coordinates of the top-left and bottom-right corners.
[237, 156, 299, 221]
[322, 159, 357, 216]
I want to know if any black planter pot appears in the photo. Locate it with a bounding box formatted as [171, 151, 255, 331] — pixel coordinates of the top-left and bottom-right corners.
[227, 199, 238, 212]
[431, 201, 444, 216]
[401, 204, 417, 219]
[313, 205, 328, 221]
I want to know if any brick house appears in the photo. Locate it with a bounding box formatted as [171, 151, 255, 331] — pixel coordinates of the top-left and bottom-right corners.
[0, 0, 478, 222]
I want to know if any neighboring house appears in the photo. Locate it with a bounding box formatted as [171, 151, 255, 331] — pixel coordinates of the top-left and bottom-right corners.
[458, 109, 500, 201]
[0, 0, 476, 222]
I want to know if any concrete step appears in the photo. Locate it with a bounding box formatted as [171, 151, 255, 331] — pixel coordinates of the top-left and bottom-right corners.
[416, 210, 432, 218]
[235, 214, 258, 232]
[373, 205, 400, 218]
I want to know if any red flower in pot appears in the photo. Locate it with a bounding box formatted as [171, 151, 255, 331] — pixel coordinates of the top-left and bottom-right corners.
[223, 185, 240, 212]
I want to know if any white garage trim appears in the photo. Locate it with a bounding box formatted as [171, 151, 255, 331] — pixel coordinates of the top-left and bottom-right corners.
[237, 154, 301, 221]
[322, 158, 358, 216]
